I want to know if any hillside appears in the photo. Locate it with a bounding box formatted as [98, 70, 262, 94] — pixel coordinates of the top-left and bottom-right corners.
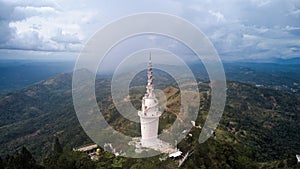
[0, 71, 299, 168]
[0, 73, 92, 160]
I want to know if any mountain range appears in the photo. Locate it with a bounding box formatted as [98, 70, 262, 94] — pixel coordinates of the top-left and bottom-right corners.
[0, 68, 299, 168]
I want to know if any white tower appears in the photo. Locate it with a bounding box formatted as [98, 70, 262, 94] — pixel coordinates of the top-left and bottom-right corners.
[138, 54, 162, 147]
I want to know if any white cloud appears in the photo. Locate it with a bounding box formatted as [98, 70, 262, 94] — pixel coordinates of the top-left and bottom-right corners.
[12, 6, 59, 20]
[252, 0, 271, 7]
[180, 0, 300, 60]
[209, 10, 226, 23]
[51, 29, 80, 44]
[0, 0, 299, 60]
[0, 0, 99, 53]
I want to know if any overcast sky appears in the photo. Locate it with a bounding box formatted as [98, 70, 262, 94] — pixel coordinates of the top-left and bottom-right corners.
[0, 0, 299, 61]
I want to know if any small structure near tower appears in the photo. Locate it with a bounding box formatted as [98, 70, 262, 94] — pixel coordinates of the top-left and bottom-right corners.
[138, 53, 162, 147]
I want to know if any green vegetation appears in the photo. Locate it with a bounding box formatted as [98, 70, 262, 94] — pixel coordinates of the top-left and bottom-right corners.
[43, 138, 95, 169]
[0, 69, 300, 168]
[4, 147, 43, 169]
[0, 137, 95, 169]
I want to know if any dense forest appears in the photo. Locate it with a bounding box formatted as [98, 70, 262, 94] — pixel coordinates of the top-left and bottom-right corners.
[0, 68, 300, 168]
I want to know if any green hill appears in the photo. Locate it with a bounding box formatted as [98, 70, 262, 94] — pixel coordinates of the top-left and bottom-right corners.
[0, 71, 299, 168]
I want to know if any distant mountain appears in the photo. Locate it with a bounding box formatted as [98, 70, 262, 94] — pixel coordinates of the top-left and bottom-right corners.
[0, 60, 74, 95]
[1, 59, 299, 96]
[231, 57, 300, 64]
[269, 57, 300, 64]
[189, 61, 300, 93]
[0, 70, 300, 168]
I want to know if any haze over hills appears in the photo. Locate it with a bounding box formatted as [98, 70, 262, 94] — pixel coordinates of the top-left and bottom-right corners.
[231, 57, 300, 64]
[0, 60, 74, 95]
[0, 66, 299, 168]
[189, 60, 300, 94]
[1, 57, 299, 96]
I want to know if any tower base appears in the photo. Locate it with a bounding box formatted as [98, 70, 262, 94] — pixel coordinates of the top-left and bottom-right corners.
[129, 137, 180, 155]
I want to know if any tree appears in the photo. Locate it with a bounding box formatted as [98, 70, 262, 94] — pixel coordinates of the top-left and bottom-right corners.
[286, 156, 297, 167]
[6, 147, 42, 169]
[43, 137, 63, 169]
[43, 155, 59, 169]
[53, 137, 63, 155]
[0, 156, 4, 169]
[44, 137, 95, 169]
[19, 147, 36, 165]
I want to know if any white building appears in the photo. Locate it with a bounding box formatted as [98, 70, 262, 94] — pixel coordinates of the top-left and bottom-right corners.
[138, 55, 162, 147]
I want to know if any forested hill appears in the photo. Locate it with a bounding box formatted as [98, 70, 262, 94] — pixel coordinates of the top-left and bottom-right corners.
[0, 71, 299, 168]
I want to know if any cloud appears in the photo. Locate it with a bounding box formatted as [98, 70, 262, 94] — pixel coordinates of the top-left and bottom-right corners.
[0, 0, 299, 61]
[180, 0, 300, 60]
[251, 0, 271, 7]
[8, 31, 43, 50]
[0, 21, 14, 44]
[0, 0, 92, 53]
[12, 6, 59, 20]
[209, 10, 226, 23]
[0, 1, 15, 45]
[51, 29, 81, 44]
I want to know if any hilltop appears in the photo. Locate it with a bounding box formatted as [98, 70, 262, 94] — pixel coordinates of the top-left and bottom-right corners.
[0, 70, 299, 168]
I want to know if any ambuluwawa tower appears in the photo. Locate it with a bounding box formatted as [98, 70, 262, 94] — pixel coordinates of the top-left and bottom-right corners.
[138, 54, 162, 147]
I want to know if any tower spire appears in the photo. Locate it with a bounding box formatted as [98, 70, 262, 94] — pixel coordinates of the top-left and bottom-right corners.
[146, 52, 153, 98]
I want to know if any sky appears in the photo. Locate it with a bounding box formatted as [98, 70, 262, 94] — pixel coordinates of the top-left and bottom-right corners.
[0, 0, 299, 61]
